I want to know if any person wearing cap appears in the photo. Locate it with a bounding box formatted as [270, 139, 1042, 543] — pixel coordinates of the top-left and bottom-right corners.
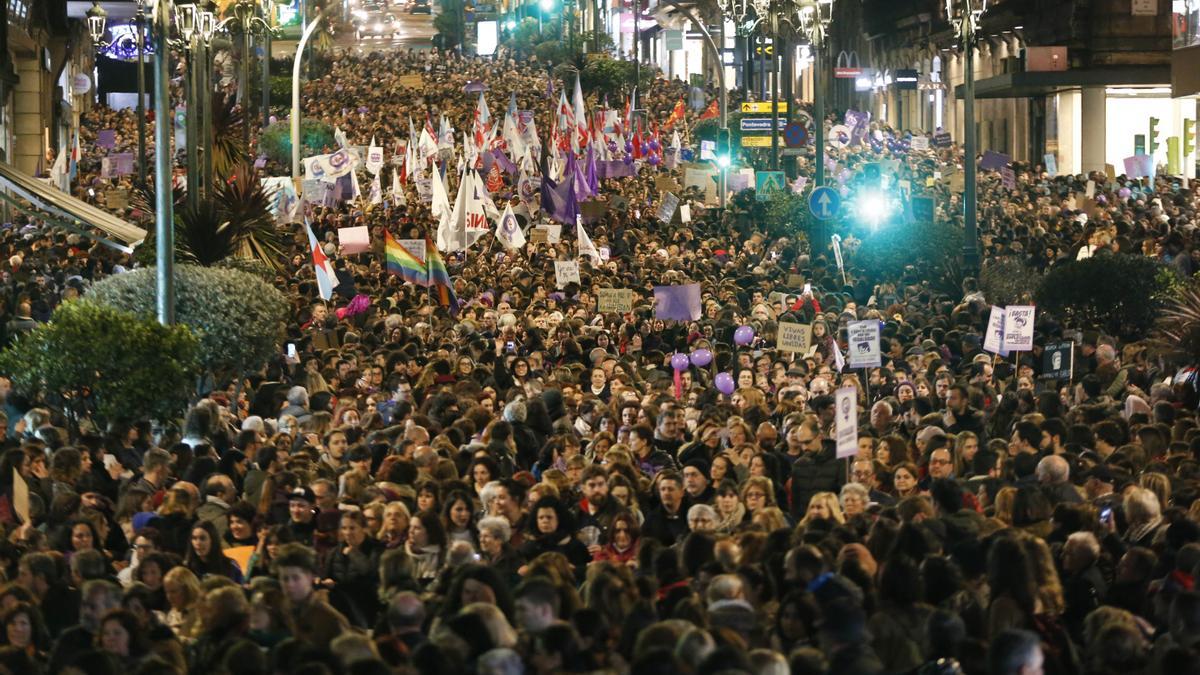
[286, 487, 319, 547]
[681, 459, 714, 505]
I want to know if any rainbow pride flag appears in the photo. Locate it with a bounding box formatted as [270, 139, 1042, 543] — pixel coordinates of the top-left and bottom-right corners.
[385, 231, 428, 287]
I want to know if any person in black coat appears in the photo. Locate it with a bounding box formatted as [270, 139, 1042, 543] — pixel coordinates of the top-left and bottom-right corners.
[518, 495, 590, 581]
[789, 439, 845, 519]
[323, 510, 386, 627]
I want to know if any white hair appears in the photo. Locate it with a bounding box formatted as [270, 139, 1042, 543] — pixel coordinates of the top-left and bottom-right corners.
[478, 648, 524, 675]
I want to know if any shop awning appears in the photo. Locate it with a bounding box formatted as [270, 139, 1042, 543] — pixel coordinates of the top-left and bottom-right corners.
[0, 162, 147, 253]
[953, 66, 1171, 99]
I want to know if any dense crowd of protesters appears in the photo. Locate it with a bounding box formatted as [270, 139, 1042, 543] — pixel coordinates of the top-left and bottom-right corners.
[0, 42, 1197, 675]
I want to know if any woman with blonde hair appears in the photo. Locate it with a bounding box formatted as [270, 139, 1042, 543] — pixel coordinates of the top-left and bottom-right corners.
[1138, 472, 1171, 511]
[799, 492, 844, 528]
[993, 487, 1018, 525]
[162, 567, 203, 641]
[379, 500, 410, 549]
[753, 506, 789, 533]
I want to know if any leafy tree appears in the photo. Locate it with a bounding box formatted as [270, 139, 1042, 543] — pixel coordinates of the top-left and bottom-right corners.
[434, 0, 466, 49]
[87, 265, 288, 385]
[0, 302, 198, 427]
[260, 119, 335, 166]
[980, 257, 1040, 306]
[1036, 254, 1169, 341]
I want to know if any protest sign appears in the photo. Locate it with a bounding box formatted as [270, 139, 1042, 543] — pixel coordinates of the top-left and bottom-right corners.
[104, 188, 129, 210]
[398, 74, 424, 88]
[596, 288, 634, 313]
[338, 226, 371, 254]
[983, 305, 1007, 355]
[653, 284, 702, 321]
[776, 322, 813, 353]
[529, 228, 549, 244]
[657, 192, 680, 224]
[835, 387, 859, 459]
[787, 274, 806, 288]
[12, 469, 28, 524]
[1002, 305, 1036, 352]
[545, 224, 562, 244]
[846, 320, 882, 369]
[397, 239, 426, 262]
[1042, 341, 1074, 381]
[554, 260, 580, 288]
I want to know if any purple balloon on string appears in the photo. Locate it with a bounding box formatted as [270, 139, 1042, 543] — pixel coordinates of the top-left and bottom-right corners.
[734, 325, 754, 346]
[647, 154, 661, 166]
[648, 140, 661, 152]
[608, 141, 618, 153]
[714, 372, 735, 395]
[690, 348, 713, 367]
[1118, 187, 1131, 198]
[671, 353, 691, 371]
[623, 154, 634, 165]
[625, 141, 633, 153]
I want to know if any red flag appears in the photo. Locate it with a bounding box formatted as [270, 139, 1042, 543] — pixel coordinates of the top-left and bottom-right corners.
[699, 99, 719, 121]
[664, 101, 686, 129]
[486, 163, 504, 192]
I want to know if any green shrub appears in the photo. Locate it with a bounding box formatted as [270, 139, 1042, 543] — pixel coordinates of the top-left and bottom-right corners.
[0, 302, 198, 425]
[87, 265, 288, 382]
[1036, 254, 1168, 341]
[260, 119, 335, 166]
[979, 257, 1040, 306]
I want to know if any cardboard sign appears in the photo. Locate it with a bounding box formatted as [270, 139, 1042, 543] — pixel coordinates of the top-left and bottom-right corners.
[105, 188, 129, 210]
[949, 172, 965, 193]
[1042, 340, 1075, 381]
[12, 469, 28, 524]
[680, 204, 692, 223]
[1000, 167, 1016, 190]
[846, 320, 882, 369]
[910, 136, 929, 151]
[1085, 180, 1096, 198]
[1105, 163, 1117, 181]
[397, 238, 426, 262]
[545, 224, 562, 244]
[337, 226, 371, 254]
[530, 228, 549, 244]
[657, 192, 680, 224]
[580, 199, 607, 220]
[596, 288, 634, 313]
[787, 274, 806, 288]
[1044, 153, 1058, 177]
[835, 387, 859, 459]
[776, 321, 814, 353]
[554, 260, 580, 288]
[655, 175, 681, 192]
[1002, 305, 1036, 352]
[398, 74, 424, 88]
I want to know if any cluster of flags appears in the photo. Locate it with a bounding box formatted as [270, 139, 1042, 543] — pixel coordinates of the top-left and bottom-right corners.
[384, 231, 458, 314]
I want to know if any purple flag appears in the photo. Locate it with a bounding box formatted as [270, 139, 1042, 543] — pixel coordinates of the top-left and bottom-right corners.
[844, 111, 871, 147]
[654, 284, 703, 321]
[980, 150, 1011, 171]
[585, 145, 599, 195]
[539, 174, 579, 224]
[573, 152, 592, 200]
[492, 149, 518, 174]
[97, 129, 116, 149]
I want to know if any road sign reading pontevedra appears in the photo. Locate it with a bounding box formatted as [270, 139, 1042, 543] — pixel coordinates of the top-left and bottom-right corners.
[740, 117, 781, 132]
[741, 102, 788, 114]
[809, 186, 841, 220]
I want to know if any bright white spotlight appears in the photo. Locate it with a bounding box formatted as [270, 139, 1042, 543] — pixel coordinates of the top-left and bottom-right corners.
[540, 0, 554, 10]
[505, 19, 516, 29]
[858, 191, 892, 228]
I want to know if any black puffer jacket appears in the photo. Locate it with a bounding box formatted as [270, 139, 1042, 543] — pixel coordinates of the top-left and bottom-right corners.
[789, 442, 844, 518]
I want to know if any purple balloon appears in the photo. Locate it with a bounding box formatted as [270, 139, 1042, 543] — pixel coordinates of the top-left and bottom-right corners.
[1118, 187, 1131, 199]
[690, 348, 713, 367]
[648, 140, 661, 152]
[715, 372, 736, 395]
[607, 141, 618, 153]
[647, 153, 661, 166]
[623, 154, 634, 165]
[734, 325, 754, 346]
[624, 141, 633, 153]
[671, 353, 691, 371]
[269, 115, 278, 125]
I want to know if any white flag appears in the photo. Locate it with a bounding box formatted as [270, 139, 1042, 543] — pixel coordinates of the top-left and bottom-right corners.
[577, 215, 601, 265]
[366, 136, 384, 175]
[369, 172, 382, 205]
[496, 203, 526, 249]
[431, 165, 452, 227]
[391, 168, 404, 206]
[334, 126, 349, 149]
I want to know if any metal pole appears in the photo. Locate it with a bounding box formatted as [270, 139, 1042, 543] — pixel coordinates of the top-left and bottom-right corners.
[243, 19, 252, 154]
[770, 13, 779, 170]
[153, 0, 174, 325]
[262, 16, 271, 131]
[963, 33, 979, 269]
[136, 1, 147, 187]
[663, 0, 725, 208]
[201, 40, 213, 196]
[593, 0, 600, 52]
[185, 43, 199, 211]
[814, 33, 824, 186]
[292, 11, 325, 181]
[633, 0, 639, 96]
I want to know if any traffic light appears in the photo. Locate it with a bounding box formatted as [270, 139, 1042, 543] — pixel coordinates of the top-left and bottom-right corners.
[716, 128, 732, 169]
[1149, 117, 1161, 155]
[1186, 119, 1196, 158]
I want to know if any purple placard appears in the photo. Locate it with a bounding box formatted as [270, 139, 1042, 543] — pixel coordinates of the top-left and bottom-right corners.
[980, 150, 1011, 171]
[97, 129, 116, 149]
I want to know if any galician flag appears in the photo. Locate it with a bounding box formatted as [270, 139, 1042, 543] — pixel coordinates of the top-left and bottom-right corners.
[305, 219, 337, 300]
[576, 214, 601, 264]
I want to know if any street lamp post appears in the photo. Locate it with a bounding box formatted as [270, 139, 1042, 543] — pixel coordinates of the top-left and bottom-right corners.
[946, 0, 986, 270]
[219, 0, 275, 157]
[86, 1, 149, 187]
[796, 0, 833, 187]
[154, 0, 178, 325]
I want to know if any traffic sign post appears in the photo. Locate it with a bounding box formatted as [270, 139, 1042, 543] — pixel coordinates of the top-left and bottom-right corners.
[740, 118, 781, 132]
[741, 101, 788, 114]
[756, 171, 786, 201]
[809, 186, 841, 220]
[783, 122, 808, 148]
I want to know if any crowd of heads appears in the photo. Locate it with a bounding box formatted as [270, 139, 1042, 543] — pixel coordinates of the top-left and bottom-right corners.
[0, 40, 1198, 675]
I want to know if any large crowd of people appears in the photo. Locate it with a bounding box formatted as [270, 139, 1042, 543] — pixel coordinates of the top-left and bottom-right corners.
[0, 41, 1197, 675]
